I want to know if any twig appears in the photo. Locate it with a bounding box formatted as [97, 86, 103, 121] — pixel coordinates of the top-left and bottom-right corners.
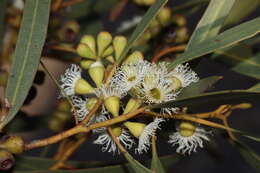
[152, 45, 186, 62]
[109, 0, 128, 22]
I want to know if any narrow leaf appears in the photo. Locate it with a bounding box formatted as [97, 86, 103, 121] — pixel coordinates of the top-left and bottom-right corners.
[153, 90, 260, 109]
[124, 152, 152, 173]
[186, 0, 235, 50]
[169, 17, 260, 69]
[230, 140, 260, 173]
[224, 0, 260, 26]
[2, 0, 51, 130]
[248, 83, 260, 92]
[151, 139, 165, 173]
[178, 76, 222, 99]
[117, 0, 168, 64]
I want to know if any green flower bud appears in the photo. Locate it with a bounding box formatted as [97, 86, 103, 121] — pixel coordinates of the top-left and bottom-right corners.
[124, 121, 146, 138]
[104, 96, 120, 117]
[57, 100, 71, 112]
[123, 98, 142, 114]
[102, 46, 114, 58]
[86, 98, 98, 110]
[80, 60, 94, 69]
[111, 126, 122, 137]
[48, 117, 65, 132]
[105, 55, 115, 63]
[179, 122, 196, 137]
[175, 26, 189, 43]
[53, 111, 69, 122]
[97, 32, 112, 56]
[0, 149, 14, 171]
[0, 136, 24, 154]
[157, 7, 171, 26]
[74, 79, 95, 94]
[113, 36, 127, 60]
[123, 51, 143, 64]
[172, 14, 186, 27]
[88, 61, 105, 87]
[80, 35, 96, 55]
[76, 43, 96, 59]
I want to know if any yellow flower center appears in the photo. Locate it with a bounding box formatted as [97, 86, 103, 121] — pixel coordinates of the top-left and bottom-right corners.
[150, 88, 161, 100]
[179, 122, 196, 137]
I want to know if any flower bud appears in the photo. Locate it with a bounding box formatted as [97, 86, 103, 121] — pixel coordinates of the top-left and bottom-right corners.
[157, 7, 171, 26]
[105, 55, 115, 63]
[81, 35, 96, 55]
[123, 98, 142, 114]
[57, 100, 71, 112]
[111, 126, 122, 137]
[102, 46, 114, 57]
[58, 20, 80, 42]
[88, 61, 105, 87]
[80, 60, 94, 69]
[86, 98, 98, 109]
[0, 136, 24, 154]
[75, 79, 95, 94]
[143, 0, 155, 6]
[175, 26, 189, 43]
[179, 122, 196, 137]
[53, 111, 69, 122]
[124, 122, 146, 138]
[104, 96, 120, 117]
[123, 51, 143, 64]
[172, 15, 186, 27]
[0, 150, 14, 171]
[97, 32, 112, 56]
[48, 117, 65, 132]
[113, 36, 127, 60]
[76, 43, 96, 59]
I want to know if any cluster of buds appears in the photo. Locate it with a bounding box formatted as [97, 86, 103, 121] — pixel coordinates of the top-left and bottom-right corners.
[0, 135, 25, 170]
[134, 7, 172, 46]
[48, 99, 72, 132]
[60, 31, 210, 155]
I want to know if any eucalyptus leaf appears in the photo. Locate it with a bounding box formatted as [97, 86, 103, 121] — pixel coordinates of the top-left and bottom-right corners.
[153, 90, 260, 109]
[151, 143, 165, 173]
[186, 0, 235, 50]
[224, 0, 260, 26]
[178, 76, 222, 99]
[169, 17, 260, 69]
[117, 0, 168, 64]
[230, 140, 260, 173]
[248, 83, 260, 92]
[123, 152, 152, 173]
[2, 0, 51, 130]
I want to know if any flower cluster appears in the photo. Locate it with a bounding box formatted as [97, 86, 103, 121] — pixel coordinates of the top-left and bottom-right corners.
[59, 31, 210, 155]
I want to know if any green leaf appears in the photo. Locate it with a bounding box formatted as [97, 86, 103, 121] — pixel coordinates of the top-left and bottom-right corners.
[248, 83, 260, 92]
[230, 140, 260, 173]
[212, 44, 260, 80]
[0, 0, 7, 51]
[117, 0, 168, 64]
[2, 0, 51, 130]
[169, 17, 260, 69]
[13, 154, 180, 173]
[224, 0, 260, 26]
[151, 143, 165, 173]
[153, 90, 260, 109]
[123, 152, 152, 173]
[186, 0, 235, 50]
[178, 76, 222, 99]
[172, 0, 209, 13]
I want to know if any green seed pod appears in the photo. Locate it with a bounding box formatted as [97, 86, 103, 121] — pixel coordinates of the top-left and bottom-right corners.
[113, 36, 127, 60]
[124, 121, 146, 138]
[0, 149, 15, 171]
[97, 32, 112, 56]
[104, 96, 120, 117]
[74, 79, 95, 94]
[0, 136, 24, 154]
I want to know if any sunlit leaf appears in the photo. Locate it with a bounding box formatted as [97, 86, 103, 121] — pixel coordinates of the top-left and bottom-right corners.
[186, 0, 235, 50]
[169, 17, 260, 69]
[2, 0, 51, 130]
[178, 76, 222, 99]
